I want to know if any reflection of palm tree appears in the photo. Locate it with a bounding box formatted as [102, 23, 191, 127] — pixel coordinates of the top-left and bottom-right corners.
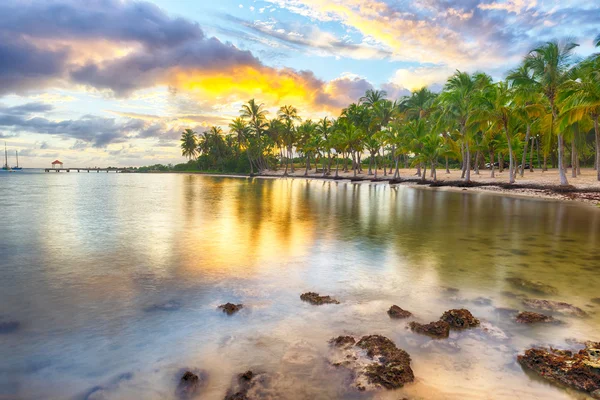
[508, 40, 579, 186]
[180, 129, 198, 160]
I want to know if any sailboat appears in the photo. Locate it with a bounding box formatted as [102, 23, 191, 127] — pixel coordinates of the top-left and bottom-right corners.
[12, 150, 22, 170]
[2, 142, 13, 172]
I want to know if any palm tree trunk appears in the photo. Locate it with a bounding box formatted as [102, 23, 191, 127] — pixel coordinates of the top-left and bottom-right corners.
[353, 152, 357, 177]
[335, 157, 339, 178]
[529, 136, 535, 173]
[557, 133, 569, 185]
[368, 154, 373, 175]
[382, 149, 387, 176]
[499, 152, 504, 173]
[474, 151, 480, 175]
[464, 133, 471, 182]
[416, 163, 421, 177]
[445, 156, 450, 173]
[521, 124, 530, 177]
[489, 150, 495, 178]
[304, 155, 310, 176]
[594, 115, 600, 181]
[571, 138, 577, 178]
[422, 165, 427, 181]
[374, 157, 378, 179]
[432, 162, 437, 182]
[393, 157, 400, 179]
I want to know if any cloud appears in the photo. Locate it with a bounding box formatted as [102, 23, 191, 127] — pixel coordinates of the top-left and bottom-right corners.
[222, 14, 392, 60]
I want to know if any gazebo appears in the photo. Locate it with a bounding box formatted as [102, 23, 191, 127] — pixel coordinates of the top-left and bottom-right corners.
[51, 160, 63, 169]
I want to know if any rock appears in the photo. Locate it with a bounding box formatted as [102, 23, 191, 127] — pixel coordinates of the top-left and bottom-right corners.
[329, 336, 356, 348]
[387, 305, 412, 319]
[522, 299, 587, 317]
[592, 298, 600, 305]
[224, 370, 255, 400]
[300, 292, 339, 305]
[409, 321, 450, 339]
[515, 311, 557, 324]
[176, 371, 202, 399]
[505, 277, 558, 295]
[329, 335, 414, 391]
[0, 320, 20, 334]
[441, 286, 460, 294]
[440, 309, 480, 329]
[518, 342, 600, 398]
[219, 303, 243, 315]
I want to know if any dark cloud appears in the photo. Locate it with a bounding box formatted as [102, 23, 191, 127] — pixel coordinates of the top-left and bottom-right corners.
[0, 0, 203, 49]
[0, 0, 259, 95]
[0, 102, 55, 115]
[71, 37, 259, 95]
[0, 33, 69, 93]
[315, 75, 374, 108]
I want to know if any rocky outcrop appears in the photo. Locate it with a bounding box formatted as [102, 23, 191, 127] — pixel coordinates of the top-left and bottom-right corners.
[515, 311, 557, 324]
[224, 370, 255, 400]
[219, 303, 243, 315]
[518, 342, 600, 399]
[409, 321, 450, 339]
[329, 334, 414, 391]
[176, 371, 205, 399]
[300, 292, 339, 305]
[387, 305, 412, 319]
[440, 309, 480, 329]
[522, 299, 587, 317]
[506, 277, 558, 295]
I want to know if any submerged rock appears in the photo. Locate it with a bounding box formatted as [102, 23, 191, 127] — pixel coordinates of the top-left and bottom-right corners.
[522, 299, 587, 317]
[409, 321, 450, 339]
[219, 303, 243, 315]
[479, 321, 510, 341]
[472, 297, 493, 306]
[506, 277, 558, 295]
[176, 371, 204, 399]
[144, 300, 182, 312]
[515, 311, 557, 324]
[224, 370, 255, 400]
[329, 334, 414, 391]
[0, 320, 20, 334]
[518, 342, 600, 399]
[387, 305, 412, 319]
[440, 309, 480, 329]
[300, 292, 339, 305]
[592, 298, 600, 305]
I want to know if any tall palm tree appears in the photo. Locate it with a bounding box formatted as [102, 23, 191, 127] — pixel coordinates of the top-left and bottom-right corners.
[508, 40, 579, 185]
[438, 71, 490, 182]
[240, 99, 269, 171]
[359, 89, 387, 107]
[560, 56, 600, 181]
[180, 129, 198, 160]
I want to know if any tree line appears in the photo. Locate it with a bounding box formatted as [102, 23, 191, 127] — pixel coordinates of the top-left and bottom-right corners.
[180, 39, 600, 185]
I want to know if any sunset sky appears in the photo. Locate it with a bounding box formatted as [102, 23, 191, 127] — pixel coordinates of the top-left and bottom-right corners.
[1, 0, 598, 167]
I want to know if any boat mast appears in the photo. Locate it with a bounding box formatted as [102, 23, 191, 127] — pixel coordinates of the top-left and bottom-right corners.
[4, 142, 7, 169]
[16, 150, 18, 168]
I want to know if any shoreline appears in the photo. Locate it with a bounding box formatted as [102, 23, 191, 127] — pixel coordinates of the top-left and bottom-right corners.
[148, 169, 600, 207]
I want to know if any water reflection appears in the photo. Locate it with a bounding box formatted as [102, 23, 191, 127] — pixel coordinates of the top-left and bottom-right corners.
[0, 173, 599, 399]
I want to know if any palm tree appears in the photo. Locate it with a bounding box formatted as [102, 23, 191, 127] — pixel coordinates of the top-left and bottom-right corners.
[316, 117, 333, 176]
[438, 71, 490, 182]
[240, 99, 269, 171]
[508, 40, 579, 185]
[560, 56, 600, 181]
[180, 129, 198, 160]
[359, 89, 387, 107]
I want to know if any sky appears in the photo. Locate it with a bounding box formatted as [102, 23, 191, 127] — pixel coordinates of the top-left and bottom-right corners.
[0, 0, 599, 168]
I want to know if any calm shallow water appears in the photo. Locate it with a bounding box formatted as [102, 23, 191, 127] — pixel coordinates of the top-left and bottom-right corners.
[1, 172, 600, 400]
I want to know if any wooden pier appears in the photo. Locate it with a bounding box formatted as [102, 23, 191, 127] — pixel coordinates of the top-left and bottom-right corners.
[44, 168, 132, 173]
